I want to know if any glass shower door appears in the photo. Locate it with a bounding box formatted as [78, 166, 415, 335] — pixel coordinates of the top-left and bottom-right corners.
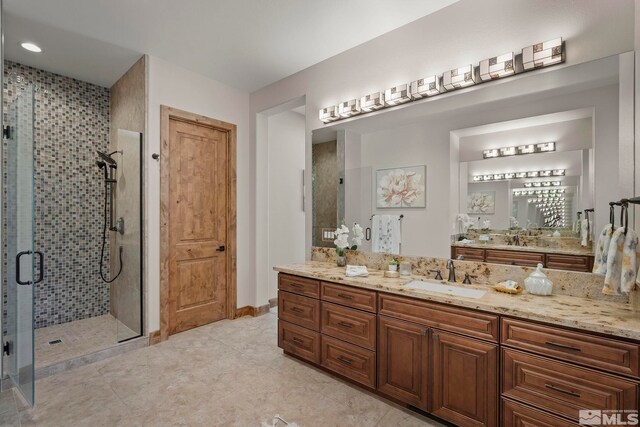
[4, 84, 36, 406]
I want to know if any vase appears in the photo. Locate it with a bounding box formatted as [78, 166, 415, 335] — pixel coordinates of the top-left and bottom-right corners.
[337, 255, 346, 267]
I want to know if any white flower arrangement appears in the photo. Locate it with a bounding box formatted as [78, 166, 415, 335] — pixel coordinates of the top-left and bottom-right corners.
[334, 223, 364, 256]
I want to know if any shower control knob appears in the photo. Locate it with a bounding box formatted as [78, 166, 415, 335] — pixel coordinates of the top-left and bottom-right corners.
[216, 245, 226, 252]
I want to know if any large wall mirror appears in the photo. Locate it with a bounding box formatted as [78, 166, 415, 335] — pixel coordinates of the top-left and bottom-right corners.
[311, 51, 635, 273]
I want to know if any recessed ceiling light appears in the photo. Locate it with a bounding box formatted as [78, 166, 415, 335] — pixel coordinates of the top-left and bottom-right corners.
[21, 42, 42, 53]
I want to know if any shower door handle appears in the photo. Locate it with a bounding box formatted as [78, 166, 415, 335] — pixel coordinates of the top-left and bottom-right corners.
[34, 251, 44, 284]
[16, 251, 32, 285]
[15, 251, 44, 285]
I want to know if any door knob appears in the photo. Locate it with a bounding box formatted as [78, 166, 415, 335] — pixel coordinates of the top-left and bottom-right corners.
[216, 245, 225, 252]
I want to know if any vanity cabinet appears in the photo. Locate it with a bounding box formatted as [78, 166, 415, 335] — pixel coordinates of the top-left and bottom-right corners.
[431, 330, 498, 427]
[277, 272, 640, 427]
[377, 316, 429, 410]
[451, 246, 595, 272]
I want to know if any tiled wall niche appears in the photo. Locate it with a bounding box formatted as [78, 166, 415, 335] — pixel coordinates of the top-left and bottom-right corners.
[3, 61, 111, 329]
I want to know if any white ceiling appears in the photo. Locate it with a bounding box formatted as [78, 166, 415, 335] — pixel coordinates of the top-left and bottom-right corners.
[4, 0, 459, 89]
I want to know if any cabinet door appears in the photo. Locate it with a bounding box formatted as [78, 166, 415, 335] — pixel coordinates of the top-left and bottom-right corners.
[377, 316, 429, 410]
[431, 330, 498, 427]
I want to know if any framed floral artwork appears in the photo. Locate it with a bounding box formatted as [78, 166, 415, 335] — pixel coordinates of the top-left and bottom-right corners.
[467, 191, 495, 214]
[375, 165, 426, 208]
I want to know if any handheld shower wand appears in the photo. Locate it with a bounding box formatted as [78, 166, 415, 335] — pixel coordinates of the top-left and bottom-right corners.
[96, 151, 123, 283]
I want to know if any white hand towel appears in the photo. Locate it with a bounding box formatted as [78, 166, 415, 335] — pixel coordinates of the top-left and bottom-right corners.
[573, 218, 581, 234]
[371, 215, 401, 255]
[592, 224, 613, 275]
[603, 227, 640, 294]
[345, 265, 369, 277]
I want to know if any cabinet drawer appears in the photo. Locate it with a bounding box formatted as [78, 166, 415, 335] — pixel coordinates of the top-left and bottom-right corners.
[452, 246, 485, 261]
[502, 398, 577, 427]
[278, 291, 320, 331]
[545, 254, 593, 272]
[485, 249, 544, 267]
[279, 274, 320, 298]
[321, 302, 376, 350]
[502, 318, 639, 378]
[278, 320, 320, 364]
[378, 293, 499, 342]
[502, 349, 638, 423]
[321, 282, 377, 312]
[321, 335, 376, 388]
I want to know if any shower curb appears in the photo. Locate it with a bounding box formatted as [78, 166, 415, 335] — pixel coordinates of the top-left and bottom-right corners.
[35, 335, 148, 380]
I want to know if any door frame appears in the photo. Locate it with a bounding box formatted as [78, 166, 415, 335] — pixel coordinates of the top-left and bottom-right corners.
[159, 106, 237, 341]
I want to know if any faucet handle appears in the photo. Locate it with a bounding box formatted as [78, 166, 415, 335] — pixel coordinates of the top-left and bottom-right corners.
[429, 269, 443, 280]
[463, 273, 479, 285]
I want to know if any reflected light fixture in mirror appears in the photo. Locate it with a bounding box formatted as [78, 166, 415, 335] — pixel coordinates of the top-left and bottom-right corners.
[443, 65, 476, 91]
[319, 106, 338, 123]
[337, 99, 361, 118]
[360, 92, 385, 112]
[384, 84, 411, 106]
[410, 76, 441, 99]
[523, 38, 564, 70]
[479, 52, 515, 81]
[473, 168, 565, 181]
[482, 142, 556, 159]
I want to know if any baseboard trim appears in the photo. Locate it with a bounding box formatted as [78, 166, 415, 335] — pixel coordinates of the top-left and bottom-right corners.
[235, 304, 270, 318]
[148, 330, 162, 345]
[268, 298, 278, 308]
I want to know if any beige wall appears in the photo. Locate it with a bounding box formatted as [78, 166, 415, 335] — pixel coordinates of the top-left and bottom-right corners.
[146, 55, 251, 334]
[109, 56, 146, 336]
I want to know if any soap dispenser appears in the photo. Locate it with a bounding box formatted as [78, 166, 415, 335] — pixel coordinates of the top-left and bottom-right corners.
[524, 263, 553, 296]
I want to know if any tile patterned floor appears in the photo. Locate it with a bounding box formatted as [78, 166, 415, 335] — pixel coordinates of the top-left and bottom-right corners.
[3, 309, 444, 426]
[35, 315, 136, 369]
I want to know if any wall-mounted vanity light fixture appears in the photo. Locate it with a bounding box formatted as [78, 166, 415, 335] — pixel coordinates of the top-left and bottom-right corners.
[319, 106, 338, 123]
[337, 99, 361, 118]
[410, 76, 441, 99]
[319, 36, 564, 124]
[384, 84, 411, 106]
[360, 92, 385, 112]
[479, 52, 515, 81]
[522, 38, 564, 70]
[443, 65, 476, 91]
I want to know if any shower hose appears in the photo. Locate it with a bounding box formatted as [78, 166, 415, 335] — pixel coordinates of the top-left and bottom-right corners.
[99, 180, 123, 283]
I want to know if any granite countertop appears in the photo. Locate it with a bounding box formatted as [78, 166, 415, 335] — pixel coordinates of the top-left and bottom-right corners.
[274, 261, 640, 341]
[451, 241, 594, 256]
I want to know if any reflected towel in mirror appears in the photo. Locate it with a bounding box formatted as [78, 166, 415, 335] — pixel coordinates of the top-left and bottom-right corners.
[345, 265, 369, 277]
[372, 215, 401, 255]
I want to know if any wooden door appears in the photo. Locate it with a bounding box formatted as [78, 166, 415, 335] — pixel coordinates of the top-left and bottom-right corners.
[431, 330, 498, 427]
[377, 316, 429, 410]
[168, 118, 228, 334]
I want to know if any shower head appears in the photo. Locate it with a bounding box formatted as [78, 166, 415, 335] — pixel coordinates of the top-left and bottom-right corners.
[96, 150, 117, 167]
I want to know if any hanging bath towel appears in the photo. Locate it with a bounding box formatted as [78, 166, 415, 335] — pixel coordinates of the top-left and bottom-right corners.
[371, 215, 401, 255]
[592, 224, 613, 275]
[603, 227, 640, 295]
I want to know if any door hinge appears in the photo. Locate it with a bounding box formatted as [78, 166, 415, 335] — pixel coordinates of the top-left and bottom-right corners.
[3, 125, 11, 139]
[3, 341, 11, 356]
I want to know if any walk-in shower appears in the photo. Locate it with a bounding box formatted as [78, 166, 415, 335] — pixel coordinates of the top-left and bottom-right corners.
[2, 61, 144, 405]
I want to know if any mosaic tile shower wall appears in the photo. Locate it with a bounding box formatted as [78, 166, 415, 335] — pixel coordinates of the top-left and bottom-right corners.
[3, 61, 111, 328]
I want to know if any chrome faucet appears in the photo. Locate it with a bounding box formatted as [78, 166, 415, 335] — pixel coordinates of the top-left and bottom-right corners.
[447, 259, 456, 283]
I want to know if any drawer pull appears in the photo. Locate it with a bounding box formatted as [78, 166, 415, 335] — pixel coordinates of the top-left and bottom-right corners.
[337, 355, 353, 365]
[337, 293, 353, 300]
[545, 384, 581, 398]
[290, 307, 303, 314]
[337, 321, 353, 329]
[545, 341, 581, 352]
[292, 337, 304, 346]
[289, 283, 303, 288]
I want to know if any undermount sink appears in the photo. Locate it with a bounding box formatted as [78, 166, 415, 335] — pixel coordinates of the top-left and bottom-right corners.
[404, 280, 487, 299]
